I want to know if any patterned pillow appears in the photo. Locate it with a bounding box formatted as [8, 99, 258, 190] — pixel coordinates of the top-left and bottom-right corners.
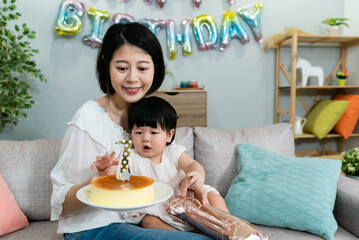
[225, 143, 341, 240]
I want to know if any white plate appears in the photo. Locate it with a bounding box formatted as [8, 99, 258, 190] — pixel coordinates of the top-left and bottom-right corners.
[76, 181, 173, 211]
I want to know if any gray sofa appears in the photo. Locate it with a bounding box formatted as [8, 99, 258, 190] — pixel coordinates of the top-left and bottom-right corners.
[0, 123, 358, 240]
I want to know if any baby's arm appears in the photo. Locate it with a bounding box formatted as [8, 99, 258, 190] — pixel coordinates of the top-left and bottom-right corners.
[177, 152, 209, 205]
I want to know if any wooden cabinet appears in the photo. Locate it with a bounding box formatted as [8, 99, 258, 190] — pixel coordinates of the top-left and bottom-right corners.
[274, 33, 359, 156]
[150, 90, 208, 127]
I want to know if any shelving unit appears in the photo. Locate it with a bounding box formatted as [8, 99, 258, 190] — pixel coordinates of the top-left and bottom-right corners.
[274, 34, 359, 156]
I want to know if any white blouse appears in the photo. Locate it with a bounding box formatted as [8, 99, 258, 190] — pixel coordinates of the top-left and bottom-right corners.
[50, 100, 140, 234]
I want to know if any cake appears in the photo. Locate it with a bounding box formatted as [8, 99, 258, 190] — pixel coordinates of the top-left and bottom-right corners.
[90, 175, 155, 207]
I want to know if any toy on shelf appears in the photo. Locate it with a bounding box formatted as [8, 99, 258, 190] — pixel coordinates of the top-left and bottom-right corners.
[173, 81, 205, 90]
[296, 58, 324, 86]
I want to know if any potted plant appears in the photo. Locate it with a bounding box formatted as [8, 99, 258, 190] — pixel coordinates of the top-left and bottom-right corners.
[341, 147, 359, 180]
[321, 17, 350, 36]
[336, 69, 349, 86]
[0, 0, 46, 133]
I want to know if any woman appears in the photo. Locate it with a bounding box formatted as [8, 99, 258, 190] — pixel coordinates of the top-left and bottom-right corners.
[50, 23, 212, 240]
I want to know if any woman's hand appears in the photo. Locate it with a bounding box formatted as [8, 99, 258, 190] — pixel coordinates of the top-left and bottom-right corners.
[90, 151, 119, 177]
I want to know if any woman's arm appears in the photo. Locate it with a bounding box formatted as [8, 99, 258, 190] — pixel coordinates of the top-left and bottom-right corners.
[60, 179, 91, 217]
[51, 125, 109, 218]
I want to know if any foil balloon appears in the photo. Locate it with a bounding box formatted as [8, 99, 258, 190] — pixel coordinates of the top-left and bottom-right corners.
[237, 2, 264, 44]
[165, 20, 178, 60]
[193, 0, 202, 10]
[179, 19, 193, 57]
[192, 14, 219, 51]
[228, 0, 236, 4]
[220, 10, 250, 51]
[54, 0, 85, 35]
[113, 13, 135, 24]
[144, 0, 154, 4]
[156, 0, 166, 9]
[138, 18, 166, 36]
[82, 7, 110, 48]
[165, 19, 193, 60]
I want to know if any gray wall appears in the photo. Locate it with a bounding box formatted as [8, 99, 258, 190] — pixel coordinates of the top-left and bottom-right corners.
[0, 0, 346, 140]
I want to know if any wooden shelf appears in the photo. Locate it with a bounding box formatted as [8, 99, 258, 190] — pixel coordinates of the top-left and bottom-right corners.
[295, 133, 359, 139]
[275, 33, 359, 154]
[279, 34, 359, 47]
[279, 85, 359, 90]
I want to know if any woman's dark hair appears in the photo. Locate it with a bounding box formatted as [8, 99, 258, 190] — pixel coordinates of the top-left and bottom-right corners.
[128, 96, 177, 145]
[96, 22, 165, 95]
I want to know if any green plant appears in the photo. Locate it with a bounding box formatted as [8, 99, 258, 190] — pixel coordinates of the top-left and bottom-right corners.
[321, 17, 350, 28]
[341, 147, 359, 176]
[0, 0, 46, 132]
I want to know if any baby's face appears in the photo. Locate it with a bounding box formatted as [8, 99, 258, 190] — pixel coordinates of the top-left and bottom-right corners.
[131, 124, 174, 164]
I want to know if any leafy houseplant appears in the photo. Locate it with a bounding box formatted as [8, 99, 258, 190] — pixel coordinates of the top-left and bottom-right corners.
[0, 0, 46, 133]
[321, 17, 350, 36]
[341, 147, 359, 176]
[321, 17, 350, 28]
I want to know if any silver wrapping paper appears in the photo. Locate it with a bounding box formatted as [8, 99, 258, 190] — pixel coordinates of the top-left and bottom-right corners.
[166, 196, 270, 240]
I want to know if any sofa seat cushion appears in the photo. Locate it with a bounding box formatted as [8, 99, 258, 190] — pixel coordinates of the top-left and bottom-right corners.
[193, 123, 295, 196]
[255, 225, 358, 240]
[0, 221, 61, 240]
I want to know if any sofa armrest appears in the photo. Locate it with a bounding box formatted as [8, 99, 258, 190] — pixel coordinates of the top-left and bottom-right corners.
[334, 175, 359, 237]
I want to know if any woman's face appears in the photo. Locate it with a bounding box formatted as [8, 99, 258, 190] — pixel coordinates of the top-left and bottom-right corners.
[109, 44, 155, 103]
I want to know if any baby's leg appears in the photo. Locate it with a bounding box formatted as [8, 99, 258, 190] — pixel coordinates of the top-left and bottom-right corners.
[207, 192, 229, 213]
[141, 214, 179, 231]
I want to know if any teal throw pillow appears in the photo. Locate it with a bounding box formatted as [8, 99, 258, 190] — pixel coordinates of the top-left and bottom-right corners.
[225, 143, 341, 240]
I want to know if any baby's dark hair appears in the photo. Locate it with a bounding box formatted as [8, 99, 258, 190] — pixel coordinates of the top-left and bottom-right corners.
[128, 96, 177, 145]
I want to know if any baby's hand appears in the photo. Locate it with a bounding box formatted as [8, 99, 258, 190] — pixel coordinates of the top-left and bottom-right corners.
[185, 171, 205, 189]
[90, 151, 119, 176]
[179, 171, 207, 203]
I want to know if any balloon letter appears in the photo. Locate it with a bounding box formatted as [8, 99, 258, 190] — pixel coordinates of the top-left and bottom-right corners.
[237, 2, 264, 44]
[54, 0, 85, 35]
[193, 0, 202, 10]
[113, 13, 135, 24]
[138, 18, 166, 36]
[156, 0, 166, 9]
[192, 14, 219, 51]
[165, 19, 193, 60]
[82, 7, 110, 48]
[220, 10, 250, 51]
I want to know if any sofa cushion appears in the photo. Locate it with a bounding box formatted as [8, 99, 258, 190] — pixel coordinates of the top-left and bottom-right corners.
[193, 123, 295, 196]
[225, 143, 341, 240]
[0, 173, 29, 236]
[303, 99, 349, 139]
[332, 94, 359, 139]
[174, 127, 194, 158]
[0, 139, 62, 221]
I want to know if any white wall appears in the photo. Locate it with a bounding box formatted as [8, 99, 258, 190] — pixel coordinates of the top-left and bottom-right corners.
[0, 0, 346, 140]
